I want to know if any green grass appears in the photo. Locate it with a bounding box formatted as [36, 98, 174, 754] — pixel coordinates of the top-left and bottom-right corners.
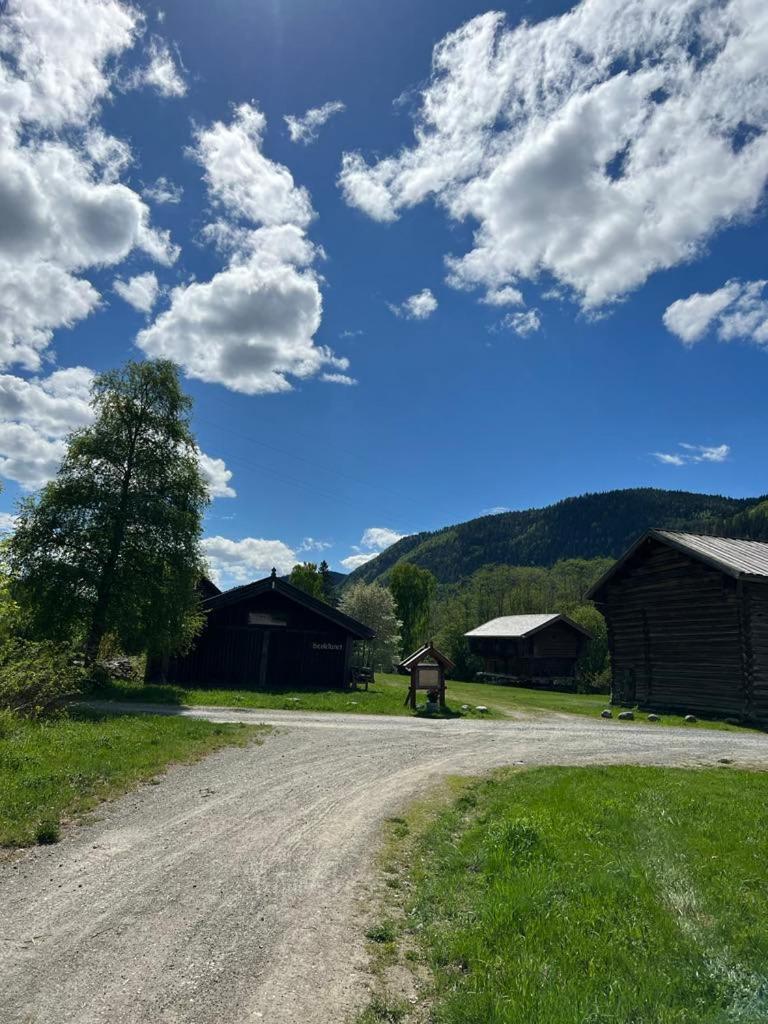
[94, 673, 755, 732]
[384, 766, 768, 1024]
[93, 674, 500, 719]
[0, 709, 266, 848]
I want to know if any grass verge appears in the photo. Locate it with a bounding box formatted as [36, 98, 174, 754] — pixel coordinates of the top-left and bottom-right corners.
[95, 674, 755, 732]
[0, 709, 267, 848]
[375, 766, 768, 1024]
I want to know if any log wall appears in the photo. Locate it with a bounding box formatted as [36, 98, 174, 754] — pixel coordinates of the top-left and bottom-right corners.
[601, 540, 747, 716]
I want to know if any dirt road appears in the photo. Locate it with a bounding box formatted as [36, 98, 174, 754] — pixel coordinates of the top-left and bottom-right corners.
[3, 707, 768, 1024]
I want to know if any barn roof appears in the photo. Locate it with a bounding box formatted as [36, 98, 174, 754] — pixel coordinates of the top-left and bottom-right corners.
[203, 572, 375, 639]
[587, 529, 768, 601]
[464, 613, 591, 640]
[399, 642, 454, 671]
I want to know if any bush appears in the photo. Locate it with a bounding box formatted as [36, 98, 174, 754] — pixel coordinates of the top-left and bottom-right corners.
[575, 667, 611, 695]
[0, 639, 85, 718]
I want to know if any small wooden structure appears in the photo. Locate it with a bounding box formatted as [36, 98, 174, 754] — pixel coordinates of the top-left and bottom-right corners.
[587, 530, 768, 720]
[147, 569, 375, 690]
[465, 614, 590, 689]
[399, 642, 454, 710]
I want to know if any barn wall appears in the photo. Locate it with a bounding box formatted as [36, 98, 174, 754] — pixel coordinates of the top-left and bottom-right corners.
[747, 583, 768, 720]
[602, 540, 746, 716]
[156, 587, 355, 689]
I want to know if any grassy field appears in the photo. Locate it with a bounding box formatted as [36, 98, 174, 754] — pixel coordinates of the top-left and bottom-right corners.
[374, 766, 768, 1024]
[0, 710, 266, 848]
[95, 673, 754, 731]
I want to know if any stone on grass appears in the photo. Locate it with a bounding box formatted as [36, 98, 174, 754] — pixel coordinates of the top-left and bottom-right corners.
[600, 709, 612, 719]
[647, 714, 661, 722]
[461, 704, 470, 711]
[475, 705, 489, 713]
[618, 710, 634, 721]
[684, 714, 697, 723]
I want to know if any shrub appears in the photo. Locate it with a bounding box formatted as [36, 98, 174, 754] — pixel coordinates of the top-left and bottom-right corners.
[575, 667, 611, 694]
[35, 820, 61, 845]
[0, 639, 85, 718]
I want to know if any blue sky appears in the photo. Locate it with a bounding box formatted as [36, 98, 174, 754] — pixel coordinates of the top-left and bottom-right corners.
[0, 0, 766, 584]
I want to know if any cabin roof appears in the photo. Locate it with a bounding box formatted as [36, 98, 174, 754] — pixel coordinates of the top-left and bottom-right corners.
[203, 572, 375, 639]
[399, 642, 455, 671]
[587, 529, 768, 601]
[464, 613, 591, 640]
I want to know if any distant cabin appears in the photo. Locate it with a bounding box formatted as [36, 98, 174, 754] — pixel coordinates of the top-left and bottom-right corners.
[148, 570, 374, 690]
[464, 613, 590, 689]
[587, 530, 768, 721]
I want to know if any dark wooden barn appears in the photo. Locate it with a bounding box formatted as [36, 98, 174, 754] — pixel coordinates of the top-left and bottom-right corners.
[464, 613, 590, 688]
[148, 569, 375, 690]
[587, 530, 768, 720]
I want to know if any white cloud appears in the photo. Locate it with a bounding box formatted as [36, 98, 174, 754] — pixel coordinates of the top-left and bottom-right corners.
[482, 506, 510, 515]
[340, 2, 768, 310]
[664, 279, 768, 347]
[653, 443, 731, 467]
[482, 286, 524, 307]
[390, 288, 438, 320]
[361, 527, 405, 550]
[114, 272, 161, 313]
[194, 103, 313, 228]
[501, 309, 541, 337]
[285, 100, 346, 145]
[202, 536, 297, 587]
[139, 104, 348, 394]
[340, 551, 378, 571]
[653, 452, 686, 467]
[142, 176, 183, 205]
[321, 373, 357, 386]
[128, 37, 187, 98]
[341, 526, 406, 571]
[196, 450, 236, 499]
[0, 366, 234, 496]
[0, 513, 17, 532]
[0, 0, 178, 369]
[298, 537, 332, 554]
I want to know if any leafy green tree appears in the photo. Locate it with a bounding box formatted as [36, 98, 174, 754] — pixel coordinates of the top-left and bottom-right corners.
[289, 562, 325, 600]
[389, 562, 436, 655]
[338, 581, 401, 671]
[8, 359, 208, 663]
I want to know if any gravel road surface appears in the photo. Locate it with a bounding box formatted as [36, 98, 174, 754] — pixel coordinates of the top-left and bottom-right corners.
[2, 706, 768, 1024]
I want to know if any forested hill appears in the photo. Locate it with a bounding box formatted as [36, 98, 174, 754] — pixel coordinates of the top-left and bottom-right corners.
[346, 489, 765, 586]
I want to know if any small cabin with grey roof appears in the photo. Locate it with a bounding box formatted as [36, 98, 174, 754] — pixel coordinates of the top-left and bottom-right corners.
[465, 613, 590, 688]
[587, 530, 768, 721]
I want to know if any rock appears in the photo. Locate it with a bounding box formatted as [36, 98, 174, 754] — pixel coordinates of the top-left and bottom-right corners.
[647, 714, 660, 722]
[475, 705, 489, 713]
[600, 709, 613, 718]
[618, 711, 634, 721]
[461, 704, 470, 711]
[718, 757, 733, 765]
[684, 714, 697, 723]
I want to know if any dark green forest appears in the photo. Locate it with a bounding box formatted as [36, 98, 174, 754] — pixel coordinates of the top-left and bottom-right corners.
[346, 488, 766, 586]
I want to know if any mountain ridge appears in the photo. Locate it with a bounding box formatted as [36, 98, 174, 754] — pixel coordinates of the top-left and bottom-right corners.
[346, 488, 766, 586]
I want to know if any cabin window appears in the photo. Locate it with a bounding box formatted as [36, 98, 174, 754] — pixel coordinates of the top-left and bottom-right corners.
[248, 612, 287, 627]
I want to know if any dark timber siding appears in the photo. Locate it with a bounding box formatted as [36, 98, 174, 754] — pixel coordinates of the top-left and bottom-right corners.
[158, 588, 357, 689]
[749, 583, 768, 720]
[601, 540, 746, 715]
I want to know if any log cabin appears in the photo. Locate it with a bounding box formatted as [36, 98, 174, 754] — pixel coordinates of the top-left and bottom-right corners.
[147, 569, 375, 690]
[464, 613, 590, 689]
[587, 530, 768, 720]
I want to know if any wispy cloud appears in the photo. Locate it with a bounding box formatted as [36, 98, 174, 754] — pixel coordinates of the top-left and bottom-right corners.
[285, 100, 346, 144]
[653, 444, 731, 467]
